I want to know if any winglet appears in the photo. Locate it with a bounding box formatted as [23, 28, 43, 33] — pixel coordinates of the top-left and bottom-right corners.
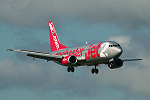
[48, 21, 67, 52]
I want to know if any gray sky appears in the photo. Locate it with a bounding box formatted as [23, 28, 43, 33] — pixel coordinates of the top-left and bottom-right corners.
[0, 0, 150, 100]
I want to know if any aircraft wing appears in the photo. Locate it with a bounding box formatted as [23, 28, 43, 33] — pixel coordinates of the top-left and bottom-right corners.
[7, 49, 62, 61]
[121, 58, 142, 62]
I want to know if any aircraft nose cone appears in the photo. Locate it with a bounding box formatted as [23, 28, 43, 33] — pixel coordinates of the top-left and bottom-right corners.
[116, 48, 123, 57]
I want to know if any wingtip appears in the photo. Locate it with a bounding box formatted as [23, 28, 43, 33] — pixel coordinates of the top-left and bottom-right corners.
[7, 49, 13, 51]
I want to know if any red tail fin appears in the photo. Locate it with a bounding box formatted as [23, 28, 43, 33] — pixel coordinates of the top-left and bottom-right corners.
[48, 21, 67, 52]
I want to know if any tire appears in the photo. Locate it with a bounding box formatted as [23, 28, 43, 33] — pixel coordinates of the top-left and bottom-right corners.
[91, 68, 95, 74]
[71, 67, 75, 72]
[67, 67, 70, 72]
[95, 69, 99, 74]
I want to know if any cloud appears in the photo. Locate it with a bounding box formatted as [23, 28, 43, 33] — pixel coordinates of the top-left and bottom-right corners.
[0, 0, 150, 29]
[108, 36, 131, 48]
[0, 58, 98, 97]
[1, 0, 150, 98]
[105, 35, 150, 98]
[1, 35, 150, 99]
[1, 17, 149, 99]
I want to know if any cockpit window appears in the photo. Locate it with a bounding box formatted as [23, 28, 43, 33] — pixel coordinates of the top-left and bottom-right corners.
[113, 44, 118, 47]
[117, 44, 121, 47]
[109, 44, 120, 47]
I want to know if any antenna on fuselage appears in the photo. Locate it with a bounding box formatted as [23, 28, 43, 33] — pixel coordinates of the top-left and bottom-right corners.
[86, 41, 88, 45]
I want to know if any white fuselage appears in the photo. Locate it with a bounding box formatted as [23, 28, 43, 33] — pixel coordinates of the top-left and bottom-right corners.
[52, 41, 123, 66]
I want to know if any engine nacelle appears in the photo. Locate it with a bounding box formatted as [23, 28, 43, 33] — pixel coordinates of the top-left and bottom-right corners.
[62, 55, 77, 65]
[108, 58, 123, 69]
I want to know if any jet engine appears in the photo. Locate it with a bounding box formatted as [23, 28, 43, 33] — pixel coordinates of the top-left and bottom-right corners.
[62, 55, 77, 65]
[108, 58, 123, 69]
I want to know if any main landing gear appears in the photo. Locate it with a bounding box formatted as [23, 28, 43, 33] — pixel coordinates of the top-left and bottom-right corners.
[67, 65, 100, 74]
[91, 65, 99, 74]
[67, 67, 75, 72]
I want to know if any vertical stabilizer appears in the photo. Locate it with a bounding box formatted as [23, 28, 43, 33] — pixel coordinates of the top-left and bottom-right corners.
[48, 21, 67, 52]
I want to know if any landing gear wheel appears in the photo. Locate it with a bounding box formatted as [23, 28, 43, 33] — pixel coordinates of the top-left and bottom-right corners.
[67, 67, 71, 72]
[95, 69, 99, 74]
[91, 68, 95, 74]
[91, 64, 99, 74]
[71, 67, 75, 72]
[67, 67, 75, 72]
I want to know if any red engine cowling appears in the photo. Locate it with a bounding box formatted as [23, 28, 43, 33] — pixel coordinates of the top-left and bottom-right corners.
[62, 55, 77, 65]
[108, 58, 123, 69]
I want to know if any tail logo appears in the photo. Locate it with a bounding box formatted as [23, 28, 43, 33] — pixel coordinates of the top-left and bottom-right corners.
[53, 35, 59, 49]
[49, 22, 56, 35]
[49, 22, 59, 50]
[49, 21, 67, 52]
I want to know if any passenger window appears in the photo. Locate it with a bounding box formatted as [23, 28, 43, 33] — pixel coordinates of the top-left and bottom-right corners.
[113, 45, 118, 47]
[109, 45, 113, 47]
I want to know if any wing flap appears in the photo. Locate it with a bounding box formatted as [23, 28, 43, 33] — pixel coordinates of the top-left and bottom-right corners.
[26, 54, 59, 60]
[7, 49, 62, 61]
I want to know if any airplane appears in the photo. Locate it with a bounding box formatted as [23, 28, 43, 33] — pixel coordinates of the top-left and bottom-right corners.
[7, 21, 142, 74]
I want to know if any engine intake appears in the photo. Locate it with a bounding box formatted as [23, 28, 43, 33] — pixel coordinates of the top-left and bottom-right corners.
[108, 58, 123, 69]
[62, 55, 77, 65]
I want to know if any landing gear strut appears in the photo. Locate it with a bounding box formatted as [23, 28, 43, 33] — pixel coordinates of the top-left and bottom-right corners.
[67, 67, 75, 72]
[91, 65, 99, 74]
